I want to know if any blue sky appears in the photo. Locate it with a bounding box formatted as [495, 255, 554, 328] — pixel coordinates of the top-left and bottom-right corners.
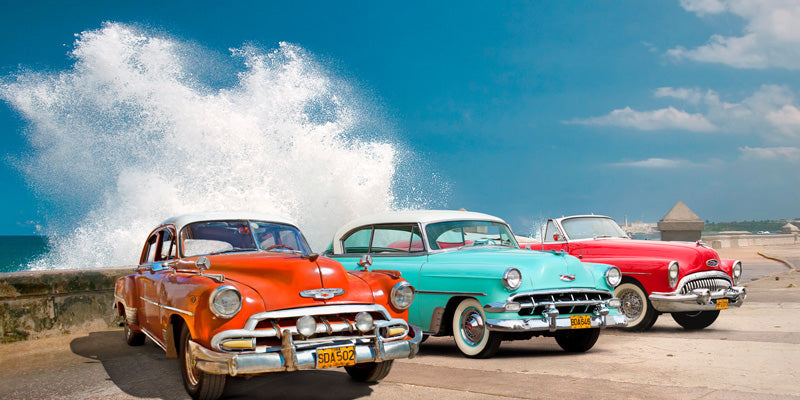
[2, 0, 799, 237]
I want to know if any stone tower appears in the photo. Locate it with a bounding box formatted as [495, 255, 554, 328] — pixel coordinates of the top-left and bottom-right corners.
[658, 201, 705, 241]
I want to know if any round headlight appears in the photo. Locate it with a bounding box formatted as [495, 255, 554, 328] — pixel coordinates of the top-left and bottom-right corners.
[354, 312, 374, 332]
[503, 268, 522, 290]
[668, 261, 680, 288]
[209, 285, 242, 318]
[732, 261, 742, 284]
[605, 266, 622, 287]
[296, 315, 317, 337]
[390, 282, 415, 310]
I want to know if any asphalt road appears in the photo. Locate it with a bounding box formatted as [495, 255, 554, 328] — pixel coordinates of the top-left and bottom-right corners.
[1, 261, 798, 400]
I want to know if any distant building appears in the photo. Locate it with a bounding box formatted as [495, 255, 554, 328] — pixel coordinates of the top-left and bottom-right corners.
[781, 223, 799, 234]
[658, 201, 704, 241]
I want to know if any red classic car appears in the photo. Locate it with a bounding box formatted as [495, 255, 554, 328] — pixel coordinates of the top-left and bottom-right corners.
[114, 212, 421, 400]
[527, 215, 745, 331]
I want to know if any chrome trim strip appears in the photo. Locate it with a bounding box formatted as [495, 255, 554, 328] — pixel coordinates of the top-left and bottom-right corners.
[415, 290, 487, 296]
[141, 328, 167, 351]
[138, 296, 195, 317]
[161, 305, 195, 317]
[140, 296, 159, 307]
[623, 272, 651, 275]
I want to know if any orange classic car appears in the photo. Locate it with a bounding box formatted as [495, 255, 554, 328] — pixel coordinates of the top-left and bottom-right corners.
[114, 212, 421, 400]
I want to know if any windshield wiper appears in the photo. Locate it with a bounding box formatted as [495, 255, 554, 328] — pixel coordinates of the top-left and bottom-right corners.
[210, 247, 256, 255]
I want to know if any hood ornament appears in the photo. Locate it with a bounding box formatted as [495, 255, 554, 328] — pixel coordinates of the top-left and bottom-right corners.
[300, 288, 345, 300]
[559, 274, 576, 282]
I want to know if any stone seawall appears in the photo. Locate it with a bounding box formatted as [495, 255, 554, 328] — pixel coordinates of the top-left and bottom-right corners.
[703, 234, 799, 249]
[0, 267, 133, 344]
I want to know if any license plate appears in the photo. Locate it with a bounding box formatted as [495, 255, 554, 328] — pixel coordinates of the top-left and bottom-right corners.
[570, 315, 591, 329]
[716, 299, 729, 310]
[316, 346, 356, 369]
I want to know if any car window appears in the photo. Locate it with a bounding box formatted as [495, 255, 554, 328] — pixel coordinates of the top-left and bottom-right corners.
[426, 220, 518, 250]
[158, 229, 176, 260]
[371, 225, 424, 253]
[181, 220, 310, 257]
[544, 221, 565, 242]
[343, 227, 372, 254]
[561, 217, 628, 240]
[142, 233, 158, 264]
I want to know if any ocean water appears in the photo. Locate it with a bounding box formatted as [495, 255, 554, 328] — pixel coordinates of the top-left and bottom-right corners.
[0, 23, 446, 270]
[0, 236, 50, 273]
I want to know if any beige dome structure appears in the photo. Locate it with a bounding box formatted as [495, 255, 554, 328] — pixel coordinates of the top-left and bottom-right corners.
[657, 201, 705, 241]
[781, 222, 799, 234]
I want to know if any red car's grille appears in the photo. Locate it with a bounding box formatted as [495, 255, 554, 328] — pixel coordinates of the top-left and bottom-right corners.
[680, 277, 731, 294]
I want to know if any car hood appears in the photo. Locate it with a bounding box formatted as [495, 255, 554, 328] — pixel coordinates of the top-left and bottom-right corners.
[202, 252, 374, 311]
[573, 238, 722, 274]
[428, 246, 600, 290]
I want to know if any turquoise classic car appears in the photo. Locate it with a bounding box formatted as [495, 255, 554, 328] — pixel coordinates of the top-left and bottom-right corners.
[324, 210, 626, 358]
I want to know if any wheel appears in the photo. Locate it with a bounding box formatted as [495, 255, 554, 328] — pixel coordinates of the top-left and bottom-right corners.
[615, 282, 658, 331]
[452, 298, 502, 358]
[555, 328, 600, 352]
[420, 334, 429, 343]
[179, 325, 226, 400]
[123, 318, 145, 346]
[344, 360, 394, 382]
[671, 310, 720, 330]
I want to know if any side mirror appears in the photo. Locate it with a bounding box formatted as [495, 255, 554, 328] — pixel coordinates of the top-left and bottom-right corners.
[358, 254, 373, 269]
[553, 234, 560, 241]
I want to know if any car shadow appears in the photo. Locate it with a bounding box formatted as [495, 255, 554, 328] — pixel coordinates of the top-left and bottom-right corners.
[70, 330, 375, 399]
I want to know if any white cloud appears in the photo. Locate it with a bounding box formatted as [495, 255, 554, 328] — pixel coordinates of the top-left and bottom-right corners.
[654, 87, 706, 104]
[608, 157, 723, 168]
[669, 0, 800, 69]
[739, 146, 800, 162]
[573, 85, 800, 142]
[569, 106, 717, 132]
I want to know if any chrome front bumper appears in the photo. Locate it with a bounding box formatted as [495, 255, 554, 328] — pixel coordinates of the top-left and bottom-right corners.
[649, 286, 746, 313]
[487, 313, 627, 332]
[484, 297, 627, 332]
[189, 325, 422, 376]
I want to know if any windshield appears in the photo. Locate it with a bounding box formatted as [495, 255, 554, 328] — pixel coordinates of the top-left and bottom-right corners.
[425, 220, 518, 250]
[180, 220, 311, 257]
[561, 217, 628, 240]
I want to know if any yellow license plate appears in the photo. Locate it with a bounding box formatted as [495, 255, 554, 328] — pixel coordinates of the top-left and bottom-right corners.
[316, 346, 356, 369]
[570, 315, 591, 329]
[716, 299, 729, 310]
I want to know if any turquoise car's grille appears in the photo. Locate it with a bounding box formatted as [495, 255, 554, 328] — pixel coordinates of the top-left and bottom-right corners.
[513, 291, 613, 316]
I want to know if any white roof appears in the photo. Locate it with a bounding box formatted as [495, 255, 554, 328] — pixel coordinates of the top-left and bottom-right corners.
[332, 209, 506, 242]
[160, 212, 299, 233]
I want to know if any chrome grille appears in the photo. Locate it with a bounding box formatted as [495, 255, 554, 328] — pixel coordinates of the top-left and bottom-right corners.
[680, 277, 731, 294]
[513, 291, 612, 316]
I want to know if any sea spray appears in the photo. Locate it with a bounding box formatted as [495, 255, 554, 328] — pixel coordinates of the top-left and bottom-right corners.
[1, 22, 446, 269]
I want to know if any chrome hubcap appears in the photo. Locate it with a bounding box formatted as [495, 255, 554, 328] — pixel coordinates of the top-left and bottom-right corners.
[461, 308, 485, 345]
[619, 289, 643, 320]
